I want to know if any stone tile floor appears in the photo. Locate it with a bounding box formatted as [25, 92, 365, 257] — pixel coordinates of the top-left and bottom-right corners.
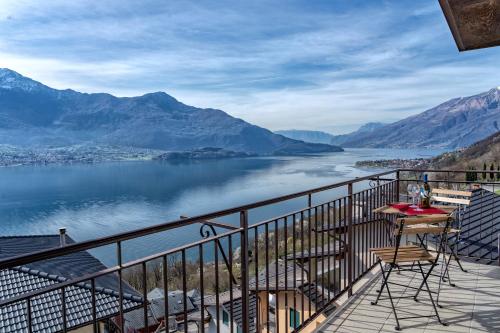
[317, 259, 500, 332]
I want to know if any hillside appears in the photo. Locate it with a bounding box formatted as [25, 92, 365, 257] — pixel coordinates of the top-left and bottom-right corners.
[329, 122, 385, 146]
[431, 131, 500, 170]
[339, 88, 500, 149]
[274, 129, 336, 144]
[0, 68, 342, 155]
[356, 131, 500, 171]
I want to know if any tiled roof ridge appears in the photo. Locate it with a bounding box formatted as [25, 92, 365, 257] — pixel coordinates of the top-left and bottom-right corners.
[0, 234, 63, 239]
[11, 265, 143, 303]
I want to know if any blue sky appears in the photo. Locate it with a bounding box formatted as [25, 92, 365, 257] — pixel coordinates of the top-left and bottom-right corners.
[1, 0, 499, 133]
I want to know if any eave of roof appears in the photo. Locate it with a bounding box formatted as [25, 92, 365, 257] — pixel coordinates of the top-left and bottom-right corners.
[439, 0, 500, 51]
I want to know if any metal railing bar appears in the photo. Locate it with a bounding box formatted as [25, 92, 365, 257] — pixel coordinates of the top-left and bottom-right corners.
[180, 215, 239, 230]
[91, 278, 97, 333]
[163, 255, 170, 333]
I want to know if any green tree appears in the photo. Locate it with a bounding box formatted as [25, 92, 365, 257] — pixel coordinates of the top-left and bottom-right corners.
[466, 167, 475, 182]
[483, 162, 487, 180]
[497, 165, 500, 180]
[490, 163, 496, 180]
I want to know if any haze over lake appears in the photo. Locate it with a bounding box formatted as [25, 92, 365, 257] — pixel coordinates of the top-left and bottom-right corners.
[0, 148, 444, 264]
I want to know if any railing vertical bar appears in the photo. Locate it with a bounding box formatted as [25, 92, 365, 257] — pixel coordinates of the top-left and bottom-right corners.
[27, 297, 33, 333]
[214, 240, 220, 333]
[240, 210, 250, 333]
[163, 255, 170, 332]
[265, 222, 270, 333]
[332, 200, 337, 296]
[275, 219, 280, 333]
[300, 211, 305, 326]
[284, 216, 289, 333]
[347, 182, 353, 297]
[61, 287, 67, 333]
[198, 245, 205, 333]
[497, 234, 500, 266]
[117, 241, 124, 332]
[228, 235, 234, 333]
[91, 278, 97, 333]
[142, 261, 149, 333]
[254, 226, 260, 333]
[292, 213, 297, 332]
[182, 250, 188, 333]
[308, 207, 312, 317]
[320, 203, 325, 303]
[363, 191, 367, 273]
[343, 197, 347, 291]
[327, 202, 331, 301]
[314, 206, 319, 303]
[356, 192, 360, 279]
[396, 170, 400, 202]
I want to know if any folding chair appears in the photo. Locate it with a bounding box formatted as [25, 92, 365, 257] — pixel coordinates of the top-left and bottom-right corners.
[370, 215, 453, 331]
[431, 188, 472, 278]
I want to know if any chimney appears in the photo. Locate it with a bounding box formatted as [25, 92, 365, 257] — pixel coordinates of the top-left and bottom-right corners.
[59, 228, 66, 247]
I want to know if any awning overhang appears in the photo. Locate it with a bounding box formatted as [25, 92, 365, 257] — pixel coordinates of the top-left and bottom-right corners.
[439, 0, 500, 51]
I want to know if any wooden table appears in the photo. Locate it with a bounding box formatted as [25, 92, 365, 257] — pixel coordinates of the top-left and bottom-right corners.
[373, 203, 457, 216]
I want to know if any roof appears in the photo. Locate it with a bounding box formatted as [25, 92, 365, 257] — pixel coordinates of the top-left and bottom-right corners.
[249, 259, 307, 291]
[0, 235, 143, 332]
[221, 293, 257, 333]
[198, 288, 257, 332]
[201, 288, 242, 307]
[124, 288, 198, 330]
[0, 235, 136, 294]
[283, 243, 345, 261]
[454, 189, 500, 262]
[439, 0, 500, 51]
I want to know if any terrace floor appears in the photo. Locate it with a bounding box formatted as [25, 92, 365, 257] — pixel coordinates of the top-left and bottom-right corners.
[317, 259, 500, 333]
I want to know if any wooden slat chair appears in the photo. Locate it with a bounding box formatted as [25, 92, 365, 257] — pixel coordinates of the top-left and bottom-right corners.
[431, 188, 472, 277]
[370, 215, 453, 331]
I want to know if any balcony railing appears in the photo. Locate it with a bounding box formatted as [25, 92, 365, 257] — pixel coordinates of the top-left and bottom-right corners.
[0, 169, 498, 333]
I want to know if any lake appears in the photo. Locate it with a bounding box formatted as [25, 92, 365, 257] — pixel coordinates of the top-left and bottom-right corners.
[0, 148, 444, 264]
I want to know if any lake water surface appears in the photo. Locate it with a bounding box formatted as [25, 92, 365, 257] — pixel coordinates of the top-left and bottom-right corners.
[0, 148, 445, 264]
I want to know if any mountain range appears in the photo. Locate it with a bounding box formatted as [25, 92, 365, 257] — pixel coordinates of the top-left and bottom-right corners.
[337, 89, 500, 148]
[274, 130, 336, 144]
[279, 88, 500, 149]
[0, 69, 342, 155]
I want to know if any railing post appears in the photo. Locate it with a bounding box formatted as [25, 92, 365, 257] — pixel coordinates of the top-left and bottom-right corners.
[347, 182, 354, 297]
[308, 193, 312, 207]
[497, 234, 500, 267]
[240, 210, 250, 333]
[396, 170, 400, 202]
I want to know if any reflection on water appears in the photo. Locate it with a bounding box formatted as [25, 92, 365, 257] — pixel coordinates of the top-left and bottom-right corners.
[0, 148, 445, 264]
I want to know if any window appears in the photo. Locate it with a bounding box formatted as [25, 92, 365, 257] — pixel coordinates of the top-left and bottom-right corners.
[237, 327, 242, 333]
[289, 308, 300, 329]
[222, 309, 229, 325]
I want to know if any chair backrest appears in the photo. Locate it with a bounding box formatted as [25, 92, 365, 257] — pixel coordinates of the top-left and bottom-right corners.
[431, 188, 471, 206]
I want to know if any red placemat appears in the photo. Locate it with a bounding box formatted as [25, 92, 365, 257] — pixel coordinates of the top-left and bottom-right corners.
[388, 203, 448, 216]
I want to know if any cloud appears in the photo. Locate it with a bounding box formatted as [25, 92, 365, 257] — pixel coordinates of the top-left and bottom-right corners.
[0, 0, 499, 134]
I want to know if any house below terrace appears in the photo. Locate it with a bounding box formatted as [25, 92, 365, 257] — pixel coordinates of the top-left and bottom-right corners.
[122, 287, 206, 332]
[0, 231, 143, 332]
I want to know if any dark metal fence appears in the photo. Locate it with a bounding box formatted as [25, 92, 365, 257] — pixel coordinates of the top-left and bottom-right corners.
[0, 169, 497, 333]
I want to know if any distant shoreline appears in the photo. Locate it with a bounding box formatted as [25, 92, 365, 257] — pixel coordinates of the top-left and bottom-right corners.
[0, 145, 346, 167]
[355, 158, 431, 169]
